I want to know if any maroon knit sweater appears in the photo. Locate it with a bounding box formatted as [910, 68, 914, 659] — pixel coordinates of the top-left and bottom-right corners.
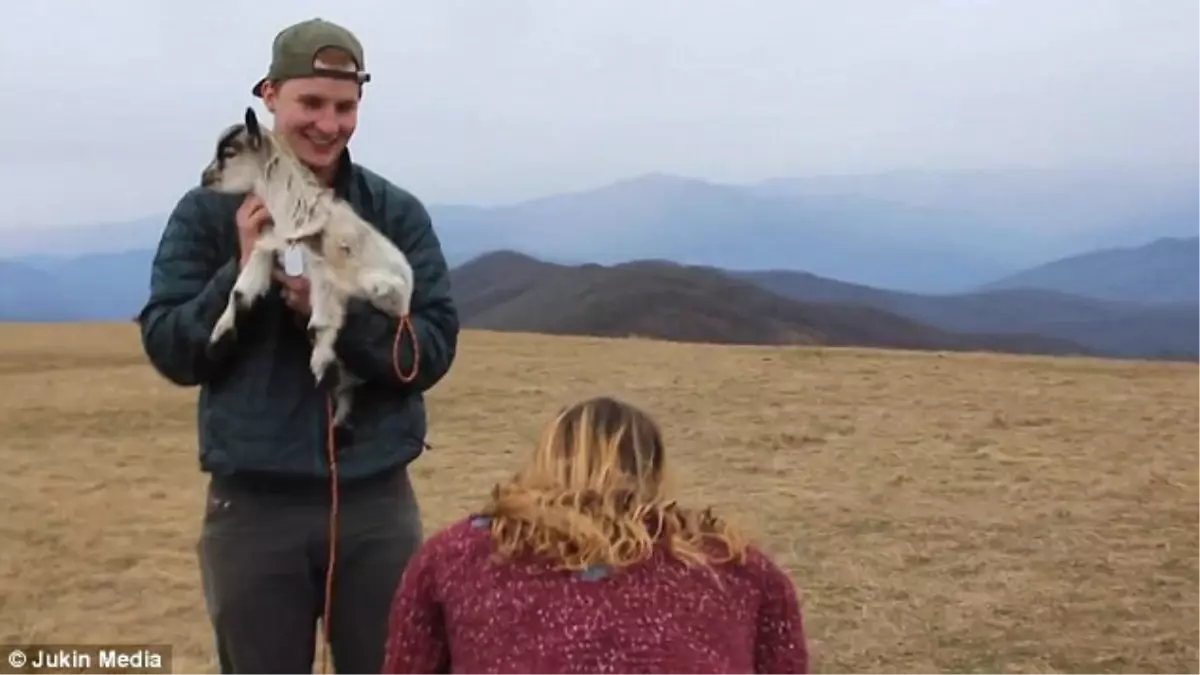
[382, 515, 809, 674]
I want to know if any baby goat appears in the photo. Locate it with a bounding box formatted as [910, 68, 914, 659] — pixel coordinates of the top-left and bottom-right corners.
[200, 107, 416, 426]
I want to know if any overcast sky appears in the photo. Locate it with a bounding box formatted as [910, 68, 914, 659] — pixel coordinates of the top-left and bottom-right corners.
[1, 0, 1196, 230]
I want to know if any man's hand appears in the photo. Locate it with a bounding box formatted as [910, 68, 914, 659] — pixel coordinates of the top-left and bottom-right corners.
[274, 269, 311, 316]
[237, 195, 272, 269]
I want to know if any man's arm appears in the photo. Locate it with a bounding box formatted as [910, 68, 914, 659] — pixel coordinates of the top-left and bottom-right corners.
[139, 188, 240, 387]
[334, 190, 459, 393]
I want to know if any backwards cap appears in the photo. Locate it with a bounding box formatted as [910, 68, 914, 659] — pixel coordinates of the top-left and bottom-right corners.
[251, 18, 370, 97]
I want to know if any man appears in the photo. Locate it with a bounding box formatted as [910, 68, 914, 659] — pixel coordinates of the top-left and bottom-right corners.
[138, 17, 459, 674]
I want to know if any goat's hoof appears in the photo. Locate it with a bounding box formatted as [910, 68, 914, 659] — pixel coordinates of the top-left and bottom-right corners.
[312, 367, 332, 389]
[310, 350, 336, 385]
[209, 326, 233, 346]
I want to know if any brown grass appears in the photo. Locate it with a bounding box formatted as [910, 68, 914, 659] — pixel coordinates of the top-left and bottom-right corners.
[0, 323, 1196, 674]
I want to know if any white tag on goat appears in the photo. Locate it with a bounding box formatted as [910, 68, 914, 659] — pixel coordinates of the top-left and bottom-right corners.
[282, 245, 305, 277]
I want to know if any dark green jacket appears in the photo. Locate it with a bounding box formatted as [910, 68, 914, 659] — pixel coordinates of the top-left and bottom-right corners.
[138, 151, 459, 482]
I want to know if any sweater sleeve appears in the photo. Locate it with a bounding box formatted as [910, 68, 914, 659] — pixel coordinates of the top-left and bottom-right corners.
[752, 553, 810, 674]
[382, 539, 450, 674]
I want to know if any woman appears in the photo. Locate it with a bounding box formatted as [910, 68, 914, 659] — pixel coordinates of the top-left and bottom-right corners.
[381, 396, 809, 674]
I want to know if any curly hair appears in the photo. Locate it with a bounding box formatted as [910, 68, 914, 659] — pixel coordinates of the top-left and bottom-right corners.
[478, 396, 749, 572]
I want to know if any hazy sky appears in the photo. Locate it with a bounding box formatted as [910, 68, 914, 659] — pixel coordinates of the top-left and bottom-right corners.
[1, 0, 1196, 229]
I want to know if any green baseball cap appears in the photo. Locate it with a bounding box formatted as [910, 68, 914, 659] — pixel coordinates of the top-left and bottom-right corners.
[251, 18, 370, 97]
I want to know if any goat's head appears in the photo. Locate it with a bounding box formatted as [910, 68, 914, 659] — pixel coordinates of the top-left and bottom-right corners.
[201, 107, 274, 193]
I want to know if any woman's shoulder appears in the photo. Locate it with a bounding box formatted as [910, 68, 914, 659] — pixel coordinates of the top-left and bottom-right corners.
[396, 515, 495, 589]
[700, 541, 800, 597]
[418, 514, 496, 558]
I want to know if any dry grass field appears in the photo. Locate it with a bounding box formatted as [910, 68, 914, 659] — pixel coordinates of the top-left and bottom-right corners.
[0, 322, 1196, 674]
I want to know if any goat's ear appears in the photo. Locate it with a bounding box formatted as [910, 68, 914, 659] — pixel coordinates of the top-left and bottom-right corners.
[244, 107, 262, 149]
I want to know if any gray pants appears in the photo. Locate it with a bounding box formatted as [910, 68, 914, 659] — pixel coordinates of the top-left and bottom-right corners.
[196, 466, 423, 674]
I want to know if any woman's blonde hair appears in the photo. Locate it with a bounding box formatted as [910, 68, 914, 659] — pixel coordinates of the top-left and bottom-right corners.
[479, 396, 749, 571]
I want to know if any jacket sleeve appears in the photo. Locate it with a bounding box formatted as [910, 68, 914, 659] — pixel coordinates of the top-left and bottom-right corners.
[753, 551, 810, 674]
[334, 189, 459, 393]
[381, 539, 450, 673]
[138, 188, 240, 387]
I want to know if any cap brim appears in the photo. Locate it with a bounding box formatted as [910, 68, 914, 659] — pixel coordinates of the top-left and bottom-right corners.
[251, 77, 266, 98]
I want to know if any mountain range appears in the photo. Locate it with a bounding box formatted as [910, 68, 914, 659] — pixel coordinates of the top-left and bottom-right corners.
[978, 235, 1197, 305]
[448, 250, 1089, 357]
[2, 166, 1195, 292]
[0, 168, 1195, 361]
[733, 250, 1197, 360]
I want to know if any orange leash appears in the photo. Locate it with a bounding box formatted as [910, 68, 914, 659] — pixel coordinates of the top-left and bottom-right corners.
[320, 395, 339, 675]
[392, 314, 419, 383]
[318, 314, 419, 674]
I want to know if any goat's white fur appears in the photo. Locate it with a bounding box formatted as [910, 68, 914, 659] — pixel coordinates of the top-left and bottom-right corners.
[201, 107, 416, 426]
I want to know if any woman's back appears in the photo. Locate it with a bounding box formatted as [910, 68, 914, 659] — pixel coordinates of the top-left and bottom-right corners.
[383, 515, 808, 674]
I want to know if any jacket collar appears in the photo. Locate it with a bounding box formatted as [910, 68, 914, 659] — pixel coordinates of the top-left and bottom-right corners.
[328, 147, 377, 217]
[331, 148, 355, 199]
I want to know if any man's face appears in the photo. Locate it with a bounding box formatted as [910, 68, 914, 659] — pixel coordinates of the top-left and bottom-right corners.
[260, 76, 360, 176]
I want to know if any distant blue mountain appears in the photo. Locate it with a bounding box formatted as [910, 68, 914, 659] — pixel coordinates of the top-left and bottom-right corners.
[0, 260, 84, 321]
[1, 166, 1194, 294]
[736, 267, 1197, 360]
[978, 236, 1198, 305]
[0, 249, 153, 322]
[430, 172, 1025, 292]
[1, 167, 1195, 358]
[749, 167, 1199, 259]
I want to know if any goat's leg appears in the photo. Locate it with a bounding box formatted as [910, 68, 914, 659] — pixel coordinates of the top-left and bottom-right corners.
[306, 266, 335, 383]
[210, 239, 276, 346]
[330, 362, 361, 427]
[310, 318, 346, 387]
[357, 268, 413, 318]
[233, 240, 277, 304]
[307, 269, 346, 386]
